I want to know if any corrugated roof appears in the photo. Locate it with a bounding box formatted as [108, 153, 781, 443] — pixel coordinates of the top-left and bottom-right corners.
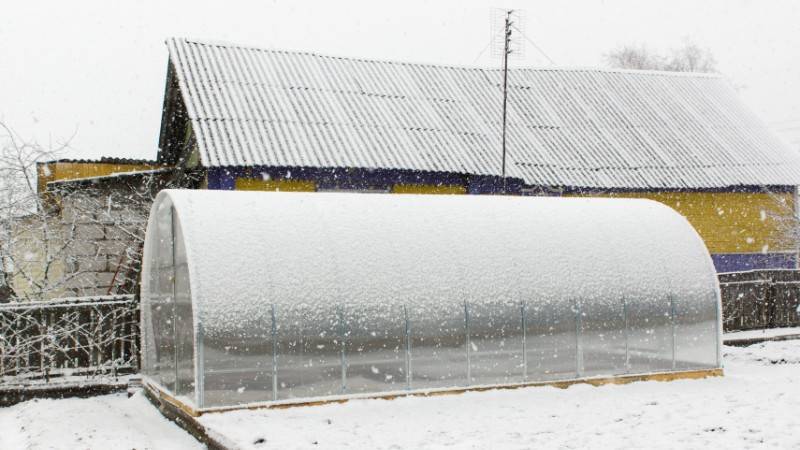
[165, 37, 800, 189]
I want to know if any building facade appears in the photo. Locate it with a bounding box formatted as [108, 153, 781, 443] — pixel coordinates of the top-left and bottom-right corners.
[5, 159, 171, 300]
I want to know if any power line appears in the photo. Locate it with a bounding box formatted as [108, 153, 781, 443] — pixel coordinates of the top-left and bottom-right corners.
[510, 24, 556, 65]
[473, 36, 494, 64]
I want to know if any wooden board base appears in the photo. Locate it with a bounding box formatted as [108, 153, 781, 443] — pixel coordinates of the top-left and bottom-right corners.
[146, 368, 723, 417]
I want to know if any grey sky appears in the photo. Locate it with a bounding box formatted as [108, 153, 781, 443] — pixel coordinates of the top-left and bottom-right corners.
[2, 0, 799, 160]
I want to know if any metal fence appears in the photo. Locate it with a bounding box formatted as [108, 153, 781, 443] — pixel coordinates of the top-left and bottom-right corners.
[0, 295, 139, 385]
[719, 269, 800, 332]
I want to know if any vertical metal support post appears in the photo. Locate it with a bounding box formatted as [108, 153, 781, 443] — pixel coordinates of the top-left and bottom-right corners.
[271, 303, 278, 402]
[338, 305, 347, 394]
[714, 291, 722, 368]
[170, 207, 179, 394]
[575, 300, 582, 377]
[464, 301, 471, 384]
[404, 304, 412, 391]
[520, 301, 527, 380]
[670, 294, 677, 370]
[622, 297, 630, 374]
[195, 321, 205, 409]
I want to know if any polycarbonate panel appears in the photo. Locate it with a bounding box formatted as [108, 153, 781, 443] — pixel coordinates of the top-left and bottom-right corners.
[275, 303, 342, 400]
[408, 302, 468, 390]
[344, 303, 406, 394]
[675, 290, 719, 370]
[467, 300, 524, 386]
[627, 294, 674, 374]
[148, 204, 175, 389]
[173, 212, 195, 402]
[525, 299, 578, 381]
[140, 191, 724, 410]
[580, 297, 627, 377]
[202, 322, 274, 407]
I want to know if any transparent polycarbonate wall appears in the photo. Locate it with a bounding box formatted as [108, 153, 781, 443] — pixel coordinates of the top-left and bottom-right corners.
[140, 199, 195, 404]
[141, 190, 722, 411]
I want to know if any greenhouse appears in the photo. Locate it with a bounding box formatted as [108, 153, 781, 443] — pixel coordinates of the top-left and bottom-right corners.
[140, 190, 722, 414]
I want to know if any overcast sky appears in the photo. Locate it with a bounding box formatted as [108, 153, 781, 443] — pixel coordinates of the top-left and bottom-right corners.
[2, 0, 799, 160]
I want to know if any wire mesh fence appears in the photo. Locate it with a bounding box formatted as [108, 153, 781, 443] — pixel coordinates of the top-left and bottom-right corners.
[719, 269, 800, 332]
[0, 295, 139, 385]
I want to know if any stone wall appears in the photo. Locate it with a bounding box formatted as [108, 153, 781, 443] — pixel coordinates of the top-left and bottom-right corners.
[8, 171, 174, 301]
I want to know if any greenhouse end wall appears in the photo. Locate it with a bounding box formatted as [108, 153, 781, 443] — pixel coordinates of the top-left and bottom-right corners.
[141, 190, 722, 412]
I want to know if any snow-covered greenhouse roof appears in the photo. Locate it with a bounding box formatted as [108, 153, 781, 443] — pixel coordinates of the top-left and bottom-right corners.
[163, 37, 800, 190]
[141, 190, 722, 412]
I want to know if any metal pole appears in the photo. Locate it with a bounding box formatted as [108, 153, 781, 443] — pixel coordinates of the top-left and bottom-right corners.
[714, 291, 722, 368]
[670, 294, 677, 370]
[339, 305, 347, 394]
[271, 304, 278, 402]
[195, 321, 204, 408]
[464, 301, 471, 384]
[622, 297, 630, 374]
[575, 299, 582, 378]
[500, 10, 512, 194]
[404, 304, 412, 391]
[521, 301, 527, 380]
[170, 207, 179, 394]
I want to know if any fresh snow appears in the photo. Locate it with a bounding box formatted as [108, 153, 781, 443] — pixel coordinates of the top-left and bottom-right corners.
[0, 391, 203, 450]
[200, 341, 800, 449]
[3, 342, 799, 449]
[144, 190, 719, 345]
[724, 326, 800, 341]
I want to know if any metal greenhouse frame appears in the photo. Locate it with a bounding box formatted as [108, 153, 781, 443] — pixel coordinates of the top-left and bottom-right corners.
[140, 190, 722, 415]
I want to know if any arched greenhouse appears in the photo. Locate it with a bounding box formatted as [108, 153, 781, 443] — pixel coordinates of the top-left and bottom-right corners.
[140, 190, 722, 414]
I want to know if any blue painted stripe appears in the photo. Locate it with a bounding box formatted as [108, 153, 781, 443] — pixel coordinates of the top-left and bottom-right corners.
[712, 253, 798, 273]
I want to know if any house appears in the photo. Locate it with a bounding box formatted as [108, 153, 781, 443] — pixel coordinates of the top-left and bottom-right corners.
[6, 159, 175, 300]
[157, 37, 800, 273]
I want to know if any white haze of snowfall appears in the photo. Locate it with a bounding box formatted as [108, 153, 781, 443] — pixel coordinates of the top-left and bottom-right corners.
[2, 340, 798, 449]
[143, 190, 720, 339]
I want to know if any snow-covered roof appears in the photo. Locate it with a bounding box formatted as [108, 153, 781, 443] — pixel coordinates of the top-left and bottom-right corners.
[164, 37, 800, 189]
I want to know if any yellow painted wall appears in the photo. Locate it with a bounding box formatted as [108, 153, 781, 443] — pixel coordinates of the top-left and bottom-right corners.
[392, 184, 467, 195]
[572, 191, 797, 254]
[38, 162, 159, 194]
[235, 178, 317, 192]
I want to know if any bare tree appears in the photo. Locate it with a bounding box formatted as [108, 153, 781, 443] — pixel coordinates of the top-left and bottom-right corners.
[604, 44, 665, 71]
[0, 122, 167, 302]
[606, 39, 717, 73]
[0, 122, 73, 301]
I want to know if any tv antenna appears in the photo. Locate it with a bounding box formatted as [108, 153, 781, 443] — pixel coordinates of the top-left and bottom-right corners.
[491, 9, 523, 194]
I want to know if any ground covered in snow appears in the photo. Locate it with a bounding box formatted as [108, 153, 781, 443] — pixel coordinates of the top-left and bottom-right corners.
[724, 326, 800, 342]
[0, 391, 203, 450]
[201, 341, 800, 449]
[2, 341, 800, 449]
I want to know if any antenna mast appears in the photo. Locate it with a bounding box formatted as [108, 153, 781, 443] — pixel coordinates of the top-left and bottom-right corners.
[501, 10, 512, 194]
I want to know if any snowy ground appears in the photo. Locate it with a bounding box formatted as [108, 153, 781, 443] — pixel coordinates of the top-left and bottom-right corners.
[2, 341, 800, 449]
[0, 391, 203, 450]
[724, 326, 800, 342]
[201, 341, 800, 450]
